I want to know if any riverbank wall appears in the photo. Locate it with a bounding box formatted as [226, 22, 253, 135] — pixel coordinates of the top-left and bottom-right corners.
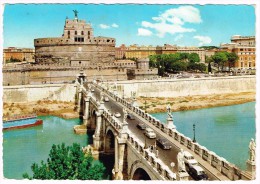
[3, 84, 76, 103]
[116, 76, 256, 98]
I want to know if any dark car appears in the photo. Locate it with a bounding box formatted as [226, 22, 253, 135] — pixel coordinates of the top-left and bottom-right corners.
[127, 114, 135, 120]
[136, 123, 146, 130]
[156, 138, 172, 150]
[188, 166, 208, 181]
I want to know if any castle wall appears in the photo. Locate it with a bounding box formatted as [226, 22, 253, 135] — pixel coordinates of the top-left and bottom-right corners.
[35, 44, 115, 64]
[116, 76, 256, 98]
[3, 84, 76, 103]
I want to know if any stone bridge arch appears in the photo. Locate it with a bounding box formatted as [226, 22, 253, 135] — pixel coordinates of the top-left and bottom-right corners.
[129, 160, 157, 180]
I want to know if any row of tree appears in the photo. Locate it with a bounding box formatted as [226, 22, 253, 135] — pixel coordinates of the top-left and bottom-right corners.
[23, 143, 106, 180]
[149, 53, 206, 75]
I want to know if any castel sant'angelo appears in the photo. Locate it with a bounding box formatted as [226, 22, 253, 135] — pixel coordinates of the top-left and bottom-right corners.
[3, 11, 157, 86]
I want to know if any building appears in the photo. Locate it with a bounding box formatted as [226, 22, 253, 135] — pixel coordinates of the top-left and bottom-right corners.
[3, 47, 35, 64]
[34, 13, 115, 64]
[220, 35, 255, 70]
[116, 44, 206, 62]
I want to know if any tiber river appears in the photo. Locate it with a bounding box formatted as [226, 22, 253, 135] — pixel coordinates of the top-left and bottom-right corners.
[3, 102, 255, 179]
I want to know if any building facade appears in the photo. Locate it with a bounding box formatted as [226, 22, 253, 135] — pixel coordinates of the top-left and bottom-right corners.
[34, 15, 115, 64]
[220, 35, 256, 69]
[116, 44, 206, 62]
[3, 47, 35, 64]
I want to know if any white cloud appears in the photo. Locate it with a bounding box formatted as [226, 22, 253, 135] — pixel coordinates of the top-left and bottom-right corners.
[138, 6, 202, 38]
[112, 23, 119, 28]
[137, 28, 153, 36]
[174, 34, 184, 41]
[193, 35, 212, 46]
[99, 24, 110, 29]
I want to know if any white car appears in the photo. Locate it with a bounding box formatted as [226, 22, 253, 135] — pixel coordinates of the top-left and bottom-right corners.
[144, 127, 156, 139]
[104, 96, 109, 102]
[183, 151, 198, 168]
[114, 112, 121, 118]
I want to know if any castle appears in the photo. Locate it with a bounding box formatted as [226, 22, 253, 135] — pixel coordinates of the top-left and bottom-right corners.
[34, 12, 115, 64]
[3, 11, 158, 86]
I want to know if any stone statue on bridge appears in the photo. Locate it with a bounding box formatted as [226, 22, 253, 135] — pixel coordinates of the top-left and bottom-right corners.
[123, 108, 128, 120]
[166, 104, 173, 119]
[73, 10, 78, 19]
[177, 149, 186, 172]
[100, 92, 104, 102]
[249, 138, 256, 162]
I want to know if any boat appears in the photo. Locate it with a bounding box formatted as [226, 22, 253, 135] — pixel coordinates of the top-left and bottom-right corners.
[3, 114, 43, 130]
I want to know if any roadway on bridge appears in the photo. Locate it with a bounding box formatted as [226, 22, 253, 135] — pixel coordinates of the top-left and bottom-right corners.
[89, 84, 229, 181]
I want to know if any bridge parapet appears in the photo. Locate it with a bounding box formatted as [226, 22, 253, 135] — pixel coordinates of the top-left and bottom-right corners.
[128, 134, 176, 180]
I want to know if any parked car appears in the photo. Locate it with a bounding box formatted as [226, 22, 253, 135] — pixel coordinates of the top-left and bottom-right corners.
[156, 138, 172, 150]
[183, 151, 198, 168]
[91, 88, 95, 92]
[144, 127, 156, 138]
[104, 96, 109, 102]
[136, 123, 146, 130]
[114, 112, 121, 118]
[188, 165, 208, 181]
[127, 114, 135, 120]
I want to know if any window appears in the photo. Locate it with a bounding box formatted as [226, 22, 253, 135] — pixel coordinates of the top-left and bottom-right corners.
[88, 31, 90, 35]
[241, 62, 243, 67]
[240, 49, 243, 51]
[75, 31, 77, 35]
[249, 62, 251, 67]
[68, 31, 70, 35]
[81, 31, 84, 35]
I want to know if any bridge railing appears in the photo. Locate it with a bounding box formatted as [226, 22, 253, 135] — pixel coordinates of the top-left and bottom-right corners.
[127, 134, 176, 180]
[92, 82, 243, 180]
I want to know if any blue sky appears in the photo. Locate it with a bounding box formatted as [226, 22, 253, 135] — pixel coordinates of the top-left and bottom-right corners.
[3, 4, 256, 48]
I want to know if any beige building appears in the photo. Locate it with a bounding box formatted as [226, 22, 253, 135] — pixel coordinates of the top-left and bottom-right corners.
[116, 44, 206, 62]
[3, 47, 35, 64]
[220, 35, 255, 69]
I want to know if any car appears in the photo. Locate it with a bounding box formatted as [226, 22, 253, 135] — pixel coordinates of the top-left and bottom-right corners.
[183, 151, 198, 168]
[114, 112, 121, 118]
[91, 88, 95, 92]
[127, 114, 135, 120]
[188, 165, 208, 181]
[156, 138, 172, 150]
[144, 127, 156, 139]
[104, 96, 109, 102]
[136, 123, 146, 130]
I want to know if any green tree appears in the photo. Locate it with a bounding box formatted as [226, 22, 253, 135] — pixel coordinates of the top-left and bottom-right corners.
[211, 52, 228, 71]
[23, 143, 105, 180]
[170, 61, 188, 72]
[226, 52, 238, 71]
[188, 53, 200, 63]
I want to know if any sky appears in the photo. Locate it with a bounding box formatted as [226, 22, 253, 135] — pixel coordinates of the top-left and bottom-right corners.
[3, 4, 256, 48]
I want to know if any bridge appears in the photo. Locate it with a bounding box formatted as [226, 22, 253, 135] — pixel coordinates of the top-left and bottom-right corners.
[74, 73, 255, 180]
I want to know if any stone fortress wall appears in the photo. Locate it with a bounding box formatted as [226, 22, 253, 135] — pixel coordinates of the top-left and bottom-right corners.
[116, 76, 256, 98]
[3, 84, 77, 103]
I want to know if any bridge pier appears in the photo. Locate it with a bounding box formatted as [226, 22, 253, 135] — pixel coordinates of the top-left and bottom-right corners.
[83, 96, 90, 125]
[93, 101, 105, 150]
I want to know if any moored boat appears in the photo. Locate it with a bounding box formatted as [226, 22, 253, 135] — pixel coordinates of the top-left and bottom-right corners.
[3, 114, 43, 130]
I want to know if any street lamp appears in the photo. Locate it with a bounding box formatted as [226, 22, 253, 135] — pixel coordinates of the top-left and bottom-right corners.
[144, 99, 147, 113]
[193, 123, 196, 143]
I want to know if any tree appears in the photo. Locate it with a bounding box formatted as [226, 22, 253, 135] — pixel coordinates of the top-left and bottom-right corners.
[211, 52, 228, 71]
[188, 53, 200, 63]
[23, 143, 105, 180]
[226, 52, 238, 71]
[170, 61, 188, 72]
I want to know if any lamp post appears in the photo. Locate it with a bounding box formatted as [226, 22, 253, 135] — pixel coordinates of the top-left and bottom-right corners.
[193, 123, 196, 143]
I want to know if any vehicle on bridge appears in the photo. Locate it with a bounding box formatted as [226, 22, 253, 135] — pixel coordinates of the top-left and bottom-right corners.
[188, 165, 208, 181]
[136, 123, 146, 130]
[127, 114, 135, 120]
[104, 96, 109, 102]
[114, 112, 121, 118]
[156, 138, 172, 150]
[183, 151, 198, 168]
[144, 127, 156, 139]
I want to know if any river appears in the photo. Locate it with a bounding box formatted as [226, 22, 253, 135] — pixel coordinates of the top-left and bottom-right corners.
[3, 102, 255, 179]
[152, 101, 256, 170]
